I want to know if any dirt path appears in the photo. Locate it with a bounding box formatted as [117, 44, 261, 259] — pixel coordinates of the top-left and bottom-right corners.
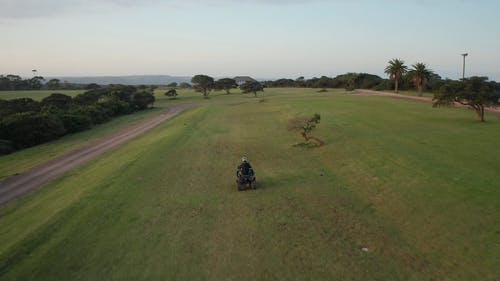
[354, 89, 500, 114]
[0, 104, 196, 206]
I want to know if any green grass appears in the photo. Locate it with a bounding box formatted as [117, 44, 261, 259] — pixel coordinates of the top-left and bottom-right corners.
[0, 107, 163, 180]
[0, 89, 499, 280]
[0, 88, 334, 179]
[0, 90, 86, 100]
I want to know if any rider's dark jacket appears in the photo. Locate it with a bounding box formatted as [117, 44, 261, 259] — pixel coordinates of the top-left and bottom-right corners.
[237, 162, 254, 177]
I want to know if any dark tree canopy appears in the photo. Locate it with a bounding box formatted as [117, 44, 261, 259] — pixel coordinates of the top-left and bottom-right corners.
[131, 91, 155, 110]
[433, 76, 500, 122]
[191, 75, 214, 98]
[0, 85, 155, 154]
[85, 83, 101, 90]
[41, 93, 73, 111]
[0, 98, 40, 118]
[46, 79, 61, 90]
[0, 112, 66, 149]
[214, 78, 238, 94]
[240, 81, 264, 97]
[167, 82, 178, 88]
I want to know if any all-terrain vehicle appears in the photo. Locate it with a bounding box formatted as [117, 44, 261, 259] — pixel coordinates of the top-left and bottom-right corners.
[236, 156, 256, 191]
[237, 173, 256, 191]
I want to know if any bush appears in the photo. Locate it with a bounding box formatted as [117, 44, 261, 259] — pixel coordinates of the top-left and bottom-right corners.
[0, 139, 15, 155]
[0, 112, 66, 149]
[165, 89, 178, 98]
[345, 85, 355, 91]
[131, 92, 155, 110]
[41, 93, 73, 111]
[0, 98, 41, 118]
[73, 89, 106, 105]
[60, 114, 92, 133]
[69, 105, 110, 124]
[99, 98, 132, 116]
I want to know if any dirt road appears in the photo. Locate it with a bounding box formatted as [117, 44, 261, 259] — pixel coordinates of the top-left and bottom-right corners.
[354, 89, 500, 114]
[0, 104, 196, 206]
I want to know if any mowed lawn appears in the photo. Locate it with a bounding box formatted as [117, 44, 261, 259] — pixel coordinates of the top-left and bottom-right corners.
[0, 89, 499, 280]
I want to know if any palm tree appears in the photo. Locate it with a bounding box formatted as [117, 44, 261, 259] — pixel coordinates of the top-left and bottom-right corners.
[384, 59, 408, 93]
[407, 63, 434, 97]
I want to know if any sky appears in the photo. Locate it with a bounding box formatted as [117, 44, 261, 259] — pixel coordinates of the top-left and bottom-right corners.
[1, 0, 499, 80]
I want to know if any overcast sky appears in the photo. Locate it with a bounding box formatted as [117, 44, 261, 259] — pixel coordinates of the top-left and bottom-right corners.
[1, 0, 499, 80]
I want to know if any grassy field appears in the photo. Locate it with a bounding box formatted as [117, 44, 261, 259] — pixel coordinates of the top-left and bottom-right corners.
[0, 89, 499, 280]
[0, 88, 337, 179]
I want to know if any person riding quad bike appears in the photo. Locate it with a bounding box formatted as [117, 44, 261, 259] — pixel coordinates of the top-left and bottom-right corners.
[236, 156, 256, 190]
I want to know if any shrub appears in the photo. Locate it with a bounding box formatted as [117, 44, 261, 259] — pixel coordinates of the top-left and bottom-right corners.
[0, 112, 66, 149]
[41, 93, 73, 111]
[165, 89, 178, 98]
[372, 82, 387, 91]
[131, 92, 155, 110]
[0, 98, 41, 118]
[60, 114, 92, 133]
[0, 139, 15, 155]
[69, 105, 110, 124]
[99, 98, 132, 116]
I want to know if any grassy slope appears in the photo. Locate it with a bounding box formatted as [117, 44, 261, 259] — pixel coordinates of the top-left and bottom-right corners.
[0, 89, 499, 280]
[0, 88, 206, 179]
[0, 88, 331, 179]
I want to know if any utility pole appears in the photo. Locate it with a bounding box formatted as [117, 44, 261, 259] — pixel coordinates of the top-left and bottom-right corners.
[32, 69, 37, 77]
[461, 53, 468, 80]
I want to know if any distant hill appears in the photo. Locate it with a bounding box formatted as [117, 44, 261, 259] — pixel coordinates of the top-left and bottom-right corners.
[50, 75, 192, 86]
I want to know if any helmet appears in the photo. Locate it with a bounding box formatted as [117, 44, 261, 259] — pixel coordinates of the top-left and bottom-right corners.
[242, 156, 248, 162]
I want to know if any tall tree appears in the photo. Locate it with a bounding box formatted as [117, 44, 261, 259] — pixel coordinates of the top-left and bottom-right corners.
[407, 63, 434, 97]
[214, 78, 238, 94]
[29, 76, 45, 90]
[191, 75, 214, 98]
[46, 79, 61, 90]
[433, 77, 500, 122]
[384, 59, 408, 93]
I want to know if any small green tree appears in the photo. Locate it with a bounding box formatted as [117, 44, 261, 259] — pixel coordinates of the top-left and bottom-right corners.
[215, 78, 238, 94]
[301, 114, 323, 145]
[240, 81, 264, 97]
[288, 113, 324, 147]
[433, 77, 500, 122]
[167, 82, 178, 88]
[384, 59, 408, 93]
[191, 75, 214, 98]
[165, 88, 178, 99]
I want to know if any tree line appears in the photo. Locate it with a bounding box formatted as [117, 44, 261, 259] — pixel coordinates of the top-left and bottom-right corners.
[0, 75, 97, 91]
[188, 75, 263, 98]
[0, 85, 155, 155]
[383, 58, 500, 121]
